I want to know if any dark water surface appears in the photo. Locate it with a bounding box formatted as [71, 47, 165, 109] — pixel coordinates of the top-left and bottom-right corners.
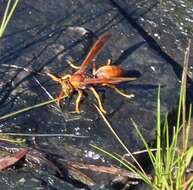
[0, 0, 192, 189]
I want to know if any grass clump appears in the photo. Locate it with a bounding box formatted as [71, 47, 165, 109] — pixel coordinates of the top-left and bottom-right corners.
[132, 86, 192, 190]
[93, 84, 192, 189]
[92, 41, 193, 189]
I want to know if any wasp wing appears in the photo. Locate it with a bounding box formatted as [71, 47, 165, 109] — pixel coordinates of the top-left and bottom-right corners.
[84, 77, 136, 85]
[76, 33, 111, 74]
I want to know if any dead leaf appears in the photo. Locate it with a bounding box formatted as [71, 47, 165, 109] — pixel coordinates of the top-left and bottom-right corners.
[0, 148, 27, 171]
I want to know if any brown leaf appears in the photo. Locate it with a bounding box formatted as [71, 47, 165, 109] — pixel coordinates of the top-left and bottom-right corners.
[0, 148, 27, 171]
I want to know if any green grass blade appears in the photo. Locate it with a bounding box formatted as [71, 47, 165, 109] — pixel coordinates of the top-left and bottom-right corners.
[155, 85, 162, 179]
[0, 0, 11, 33]
[0, 136, 25, 144]
[0, 0, 20, 37]
[163, 114, 173, 178]
[185, 104, 192, 149]
[183, 146, 193, 171]
[186, 177, 193, 190]
[95, 105, 146, 175]
[131, 119, 156, 167]
[0, 97, 64, 121]
[176, 84, 183, 129]
[2, 0, 20, 33]
[169, 84, 183, 167]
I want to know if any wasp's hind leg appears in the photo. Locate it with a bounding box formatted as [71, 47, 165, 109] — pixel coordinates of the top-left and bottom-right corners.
[92, 62, 97, 76]
[106, 58, 112, 65]
[106, 84, 134, 99]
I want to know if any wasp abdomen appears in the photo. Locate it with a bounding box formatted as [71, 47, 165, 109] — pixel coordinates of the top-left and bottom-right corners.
[95, 65, 125, 79]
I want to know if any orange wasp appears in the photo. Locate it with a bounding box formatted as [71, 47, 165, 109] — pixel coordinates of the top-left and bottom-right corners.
[47, 33, 136, 114]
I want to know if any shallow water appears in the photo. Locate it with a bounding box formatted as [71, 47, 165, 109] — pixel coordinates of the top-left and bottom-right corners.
[0, 0, 192, 189]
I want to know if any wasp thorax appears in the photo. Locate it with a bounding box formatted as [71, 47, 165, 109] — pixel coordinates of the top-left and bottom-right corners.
[70, 74, 86, 89]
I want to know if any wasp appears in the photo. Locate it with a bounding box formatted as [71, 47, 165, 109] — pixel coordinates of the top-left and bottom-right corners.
[47, 33, 136, 114]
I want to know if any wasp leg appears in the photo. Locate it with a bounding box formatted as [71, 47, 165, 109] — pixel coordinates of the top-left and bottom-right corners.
[89, 86, 107, 114]
[47, 72, 61, 82]
[106, 84, 135, 99]
[61, 74, 71, 80]
[92, 62, 97, 76]
[106, 58, 112, 65]
[47, 72, 68, 106]
[75, 89, 83, 113]
[56, 90, 65, 107]
[66, 59, 80, 70]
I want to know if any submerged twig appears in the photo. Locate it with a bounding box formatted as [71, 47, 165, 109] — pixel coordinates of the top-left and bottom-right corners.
[0, 133, 88, 138]
[1, 64, 46, 77]
[68, 161, 142, 179]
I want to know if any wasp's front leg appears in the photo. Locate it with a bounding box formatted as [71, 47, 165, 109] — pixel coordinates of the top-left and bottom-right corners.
[56, 90, 65, 107]
[61, 74, 72, 80]
[66, 58, 81, 70]
[47, 72, 61, 82]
